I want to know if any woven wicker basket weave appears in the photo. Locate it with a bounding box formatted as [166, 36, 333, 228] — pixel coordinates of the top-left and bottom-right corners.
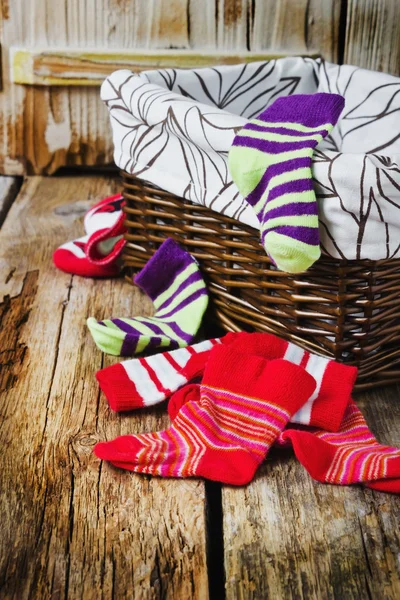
[121, 172, 400, 391]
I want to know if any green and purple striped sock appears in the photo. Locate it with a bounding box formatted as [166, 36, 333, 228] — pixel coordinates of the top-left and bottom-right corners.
[87, 238, 208, 356]
[228, 93, 344, 273]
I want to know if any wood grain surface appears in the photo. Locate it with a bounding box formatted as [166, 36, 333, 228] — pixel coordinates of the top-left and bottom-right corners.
[0, 0, 342, 175]
[0, 177, 20, 226]
[1, 175, 400, 600]
[0, 176, 209, 600]
[252, 0, 341, 58]
[10, 48, 307, 86]
[344, 0, 400, 75]
[222, 387, 400, 599]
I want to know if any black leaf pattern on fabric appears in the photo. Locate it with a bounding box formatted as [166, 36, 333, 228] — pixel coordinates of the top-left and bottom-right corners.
[101, 58, 400, 260]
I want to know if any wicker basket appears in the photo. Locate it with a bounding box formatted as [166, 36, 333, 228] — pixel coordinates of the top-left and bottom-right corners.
[121, 172, 400, 391]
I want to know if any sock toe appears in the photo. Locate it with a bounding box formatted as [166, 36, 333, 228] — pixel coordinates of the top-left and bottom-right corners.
[264, 230, 321, 273]
[87, 317, 126, 355]
[94, 435, 142, 462]
[265, 359, 317, 411]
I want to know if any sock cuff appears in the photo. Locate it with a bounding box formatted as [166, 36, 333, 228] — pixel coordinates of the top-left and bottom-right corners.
[84, 193, 124, 231]
[96, 363, 143, 411]
[85, 211, 127, 265]
[134, 238, 194, 301]
[257, 93, 345, 129]
[311, 361, 358, 431]
[203, 344, 316, 413]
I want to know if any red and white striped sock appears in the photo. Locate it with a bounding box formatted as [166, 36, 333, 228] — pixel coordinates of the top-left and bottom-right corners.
[96, 337, 222, 412]
[53, 194, 126, 277]
[94, 345, 316, 485]
[281, 400, 400, 494]
[96, 331, 357, 432]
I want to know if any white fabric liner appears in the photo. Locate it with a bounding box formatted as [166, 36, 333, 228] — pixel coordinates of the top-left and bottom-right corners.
[101, 57, 400, 261]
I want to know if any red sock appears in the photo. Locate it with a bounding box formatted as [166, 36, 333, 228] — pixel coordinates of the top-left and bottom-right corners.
[95, 331, 356, 433]
[52, 234, 123, 277]
[180, 332, 357, 431]
[167, 383, 201, 421]
[53, 194, 126, 277]
[94, 345, 316, 485]
[281, 400, 400, 494]
[96, 338, 221, 412]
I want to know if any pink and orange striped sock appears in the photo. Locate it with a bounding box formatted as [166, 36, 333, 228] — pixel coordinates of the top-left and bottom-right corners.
[94, 344, 316, 485]
[281, 400, 400, 493]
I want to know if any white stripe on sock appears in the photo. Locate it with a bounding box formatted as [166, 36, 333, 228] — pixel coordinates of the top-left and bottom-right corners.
[123, 359, 161, 406]
[120, 338, 220, 408]
[170, 339, 216, 368]
[168, 347, 193, 368]
[145, 353, 187, 390]
[283, 343, 305, 365]
[194, 339, 216, 352]
[291, 353, 329, 424]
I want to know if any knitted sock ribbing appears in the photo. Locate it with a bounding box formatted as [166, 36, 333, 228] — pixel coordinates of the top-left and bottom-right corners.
[87, 238, 208, 356]
[94, 344, 316, 485]
[228, 93, 344, 273]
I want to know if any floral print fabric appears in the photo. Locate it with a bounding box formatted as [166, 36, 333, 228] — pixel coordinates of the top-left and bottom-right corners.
[101, 57, 400, 260]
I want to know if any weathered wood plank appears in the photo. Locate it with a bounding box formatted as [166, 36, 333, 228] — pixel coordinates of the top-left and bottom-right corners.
[2, 0, 193, 174]
[0, 0, 342, 174]
[217, 0, 249, 50]
[0, 176, 209, 599]
[344, 0, 400, 76]
[222, 386, 400, 599]
[10, 47, 304, 86]
[0, 177, 20, 227]
[251, 0, 341, 61]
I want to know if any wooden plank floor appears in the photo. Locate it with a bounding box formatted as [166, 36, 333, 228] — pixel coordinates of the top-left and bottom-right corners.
[223, 388, 400, 599]
[1, 175, 400, 600]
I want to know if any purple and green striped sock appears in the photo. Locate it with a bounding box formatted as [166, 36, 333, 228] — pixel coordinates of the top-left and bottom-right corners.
[228, 93, 344, 273]
[87, 238, 208, 356]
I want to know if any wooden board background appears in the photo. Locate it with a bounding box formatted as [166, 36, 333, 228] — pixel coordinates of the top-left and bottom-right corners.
[223, 389, 400, 599]
[0, 0, 399, 175]
[0, 177, 209, 599]
[0, 175, 399, 598]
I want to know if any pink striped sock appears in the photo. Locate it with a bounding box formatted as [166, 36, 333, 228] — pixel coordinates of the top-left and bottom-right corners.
[94, 344, 316, 485]
[281, 400, 400, 494]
